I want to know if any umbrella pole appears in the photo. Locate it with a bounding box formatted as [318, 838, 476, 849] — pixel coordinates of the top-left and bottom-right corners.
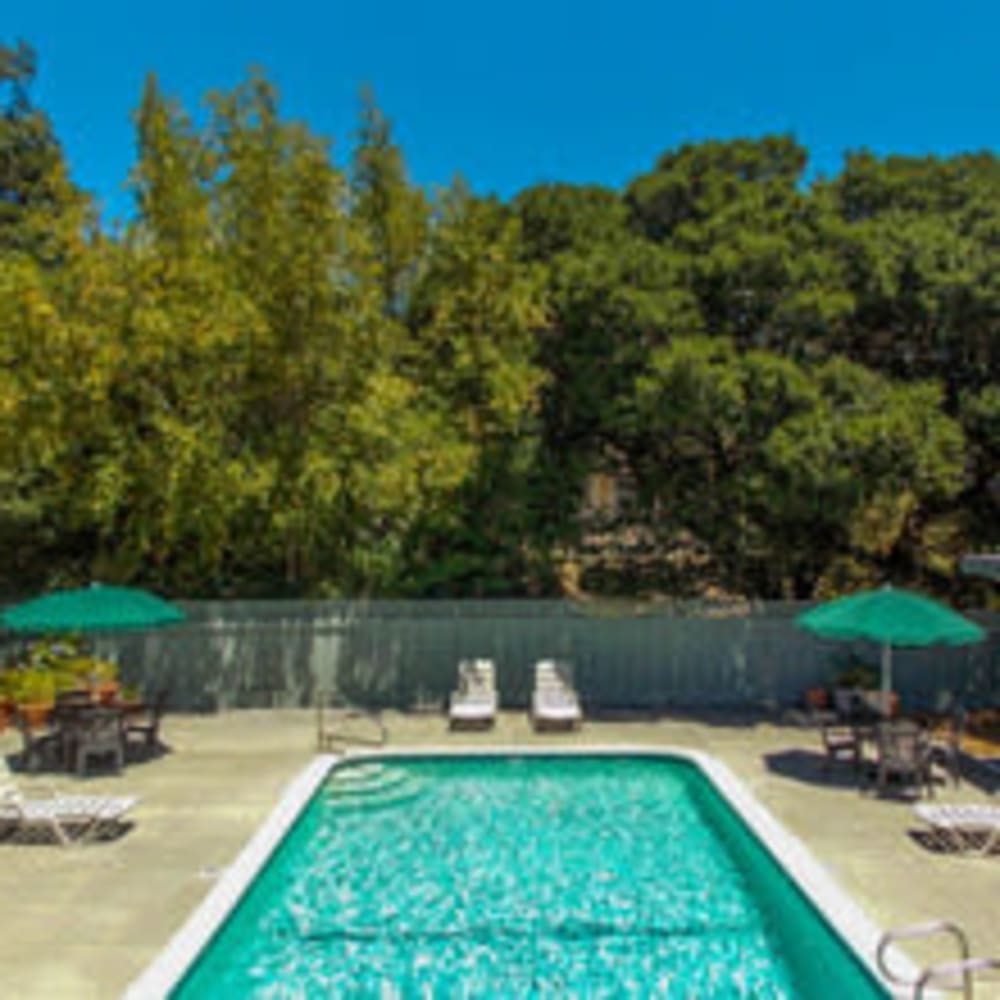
[881, 643, 892, 715]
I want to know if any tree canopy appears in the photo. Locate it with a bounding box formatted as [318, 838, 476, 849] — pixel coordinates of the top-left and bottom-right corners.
[1, 41, 996, 601]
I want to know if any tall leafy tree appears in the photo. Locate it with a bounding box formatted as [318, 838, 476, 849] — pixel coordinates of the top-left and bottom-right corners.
[351, 88, 430, 318]
[403, 191, 550, 593]
[514, 183, 629, 261]
[627, 136, 856, 359]
[633, 340, 967, 596]
[131, 74, 214, 261]
[823, 152, 1000, 393]
[1, 46, 995, 601]
[0, 40, 89, 265]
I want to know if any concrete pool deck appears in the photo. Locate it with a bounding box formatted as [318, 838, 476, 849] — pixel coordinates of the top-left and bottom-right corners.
[1, 709, 998, 998]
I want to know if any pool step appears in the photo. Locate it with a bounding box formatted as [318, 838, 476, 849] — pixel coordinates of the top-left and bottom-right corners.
[325, 763, 422, 810]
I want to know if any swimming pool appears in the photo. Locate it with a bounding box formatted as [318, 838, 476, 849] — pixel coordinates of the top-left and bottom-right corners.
[131, 750, 905, 997]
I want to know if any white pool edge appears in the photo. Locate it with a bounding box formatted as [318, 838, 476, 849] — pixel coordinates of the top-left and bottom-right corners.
[125, 745, 920, 999]
[124, 753, 339, 1000]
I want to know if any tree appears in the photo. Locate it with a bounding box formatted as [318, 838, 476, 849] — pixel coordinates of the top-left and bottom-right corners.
[633, 340, 967, 596]
[0, 40, 89, 265]
[626, 136, 856, 359]
[626, 135, 808, 243]
[513, 182, 628, 261]
[632, 337, 817, 594]
[131, 74, 213, 261]
[1, 47, 994, 601]
[958, 385, 1000, 554]
[350, 88, 430, 318]
[402, 191, 551, 593]
[822, 153, 1000, 394]
[765, 361, 966, 593]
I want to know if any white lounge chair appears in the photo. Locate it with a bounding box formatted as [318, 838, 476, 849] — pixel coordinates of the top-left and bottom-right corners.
[0, 762, 138, 846]
[531, 659, 583, 731]
[448, 659, 498, 730]
[914, 801, 1000, 856]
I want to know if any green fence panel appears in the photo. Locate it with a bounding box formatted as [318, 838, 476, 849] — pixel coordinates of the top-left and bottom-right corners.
[9, 599, 990, 714]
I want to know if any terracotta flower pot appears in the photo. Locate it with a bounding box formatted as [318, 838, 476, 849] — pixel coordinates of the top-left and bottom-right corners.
[97, 681, 120, 705]
[805, 688, 829, 710]
[19, 702, 53, 729]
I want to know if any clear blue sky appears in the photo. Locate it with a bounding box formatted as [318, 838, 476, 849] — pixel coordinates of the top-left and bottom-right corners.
[9, 0, 999, 226]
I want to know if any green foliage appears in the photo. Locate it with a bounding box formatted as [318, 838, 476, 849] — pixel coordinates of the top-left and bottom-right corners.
[0, 41, 91, 265]
[0, 47, 995, 601]
[0, 638, 118, 706]
[632, 342, 967, 596]
[830, 654, 878, 691]
[626, 135, 808, 242]
[400, 190, 551, 594]
[514, 183, 628, 261]
[351, 87, 430, 316]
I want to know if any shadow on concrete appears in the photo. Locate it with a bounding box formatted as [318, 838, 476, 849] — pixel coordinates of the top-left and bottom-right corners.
[959, 754, 1000, 795]
[5, 742, 170, 777]
[586, 706, 777, 729]
[762, 748, 866, 791]
[123, 740, 172, 767]
[765, 748, 968, 803]
[0, 820, 135, 847]
[906, 827, 1000, 856]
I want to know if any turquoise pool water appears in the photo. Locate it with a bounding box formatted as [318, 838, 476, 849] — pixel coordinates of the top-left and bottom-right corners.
[174, 756, 888, 998]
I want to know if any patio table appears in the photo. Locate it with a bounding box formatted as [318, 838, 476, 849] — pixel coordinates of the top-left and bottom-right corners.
[51, 698, 148, 773]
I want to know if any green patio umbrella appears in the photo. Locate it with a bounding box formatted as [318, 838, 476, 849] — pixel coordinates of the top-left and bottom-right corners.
[796, 585, 986, 703]
[1, 583, 186, 633]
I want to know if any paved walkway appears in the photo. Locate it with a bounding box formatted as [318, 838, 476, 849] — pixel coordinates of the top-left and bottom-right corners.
[1, 710, 998, 998]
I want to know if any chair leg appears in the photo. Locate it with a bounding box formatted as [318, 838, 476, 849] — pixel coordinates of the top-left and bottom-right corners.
[981, 827, 1000, 856]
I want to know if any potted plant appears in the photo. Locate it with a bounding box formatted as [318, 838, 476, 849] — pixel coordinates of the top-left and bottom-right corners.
[13, 668, 57, 729]
[118, 683, 143, 708]
[76, 656, 119, 703]
[29, 642, 120, 703]
[0, 670, 15, 733]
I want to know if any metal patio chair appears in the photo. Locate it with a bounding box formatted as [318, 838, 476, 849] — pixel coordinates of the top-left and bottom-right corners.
[872, 719, 934, 798]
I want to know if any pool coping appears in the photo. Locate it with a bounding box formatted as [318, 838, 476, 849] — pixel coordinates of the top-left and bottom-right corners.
[125, 745, 921, 999]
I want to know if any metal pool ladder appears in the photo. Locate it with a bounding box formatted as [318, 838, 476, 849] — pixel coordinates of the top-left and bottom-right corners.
[877, 920, 1000, 998]
[315, 691, 388, 752]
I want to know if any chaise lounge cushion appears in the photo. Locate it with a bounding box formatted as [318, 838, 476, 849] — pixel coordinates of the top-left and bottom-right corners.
[448, 659, 498, 728]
